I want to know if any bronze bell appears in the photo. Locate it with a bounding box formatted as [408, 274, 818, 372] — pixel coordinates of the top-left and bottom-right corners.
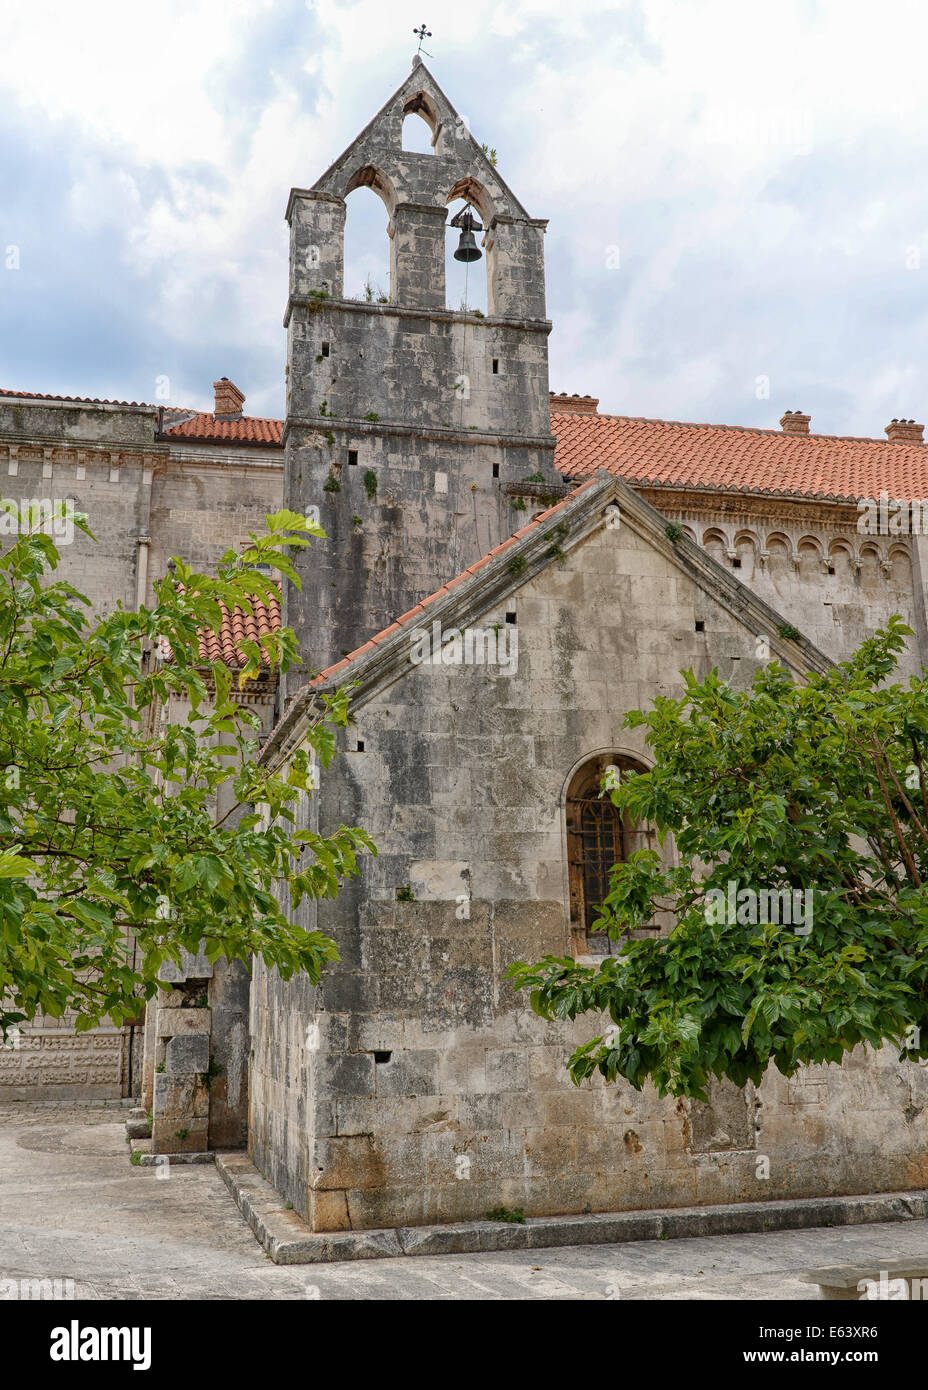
[452, 208, 483, 263]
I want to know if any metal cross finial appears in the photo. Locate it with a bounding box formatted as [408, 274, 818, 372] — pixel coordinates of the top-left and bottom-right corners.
[413, 23, 432, 55]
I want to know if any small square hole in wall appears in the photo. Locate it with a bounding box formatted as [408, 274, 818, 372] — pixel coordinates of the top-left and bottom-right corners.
[492, 359, 499, 374]
[695, 620, 705, 632]
[732, 557, 742, 569]
[356, 739, 365, 752]
[373, 1051, 392, 1064]
[827, 564, 835, 575]
[348, 449, 358, 466]
[321, 342, 330, 358]
[505, 611, 517, 624]
[492, 462, 499, 478]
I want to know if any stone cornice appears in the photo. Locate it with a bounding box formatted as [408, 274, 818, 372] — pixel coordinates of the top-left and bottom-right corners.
[286, 187, 344, 221]
[0, 439, 282, 473]
[636, 483, 865, 528]
[284, 294, 552, 333]
[282, 415, 555, 453]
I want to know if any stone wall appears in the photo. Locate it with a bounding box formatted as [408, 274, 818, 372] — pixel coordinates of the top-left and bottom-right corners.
[250, 487, 928, 1229]
[647, 489, 923, 674]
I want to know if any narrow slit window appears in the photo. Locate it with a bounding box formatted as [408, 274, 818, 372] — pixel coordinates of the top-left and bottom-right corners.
[492, 358, 499, 374]
[348, 449, 358, 466]
[321, 342, 330, 358]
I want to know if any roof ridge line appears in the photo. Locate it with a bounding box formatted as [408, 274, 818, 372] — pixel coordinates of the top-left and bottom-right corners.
[563, 410, 903, 447]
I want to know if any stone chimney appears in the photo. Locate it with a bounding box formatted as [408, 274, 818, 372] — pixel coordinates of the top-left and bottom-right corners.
[549, 393, 599, 415]
[885, 418, 925, 443]
[213, 377, 245, 419]
[780, 410, 811, 435]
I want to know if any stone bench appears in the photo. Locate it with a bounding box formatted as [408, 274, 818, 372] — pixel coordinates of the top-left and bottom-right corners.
[799, 1259, 928, 1300]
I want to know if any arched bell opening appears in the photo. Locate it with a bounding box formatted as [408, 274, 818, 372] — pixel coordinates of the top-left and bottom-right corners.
[445, 196, 488, 315]
[402, 110, 435, 154]
[402, 91, 442, 149]
[343, 168, 395, 303]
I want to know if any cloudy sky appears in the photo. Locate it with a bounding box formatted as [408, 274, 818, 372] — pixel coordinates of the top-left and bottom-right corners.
[1, 0, 926, 437]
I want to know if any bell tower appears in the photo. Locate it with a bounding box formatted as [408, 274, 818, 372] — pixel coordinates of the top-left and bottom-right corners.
[282, 58, 559, 681]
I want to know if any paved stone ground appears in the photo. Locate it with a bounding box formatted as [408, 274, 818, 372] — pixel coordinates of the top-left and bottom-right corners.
[2, 1102, 928, 1300]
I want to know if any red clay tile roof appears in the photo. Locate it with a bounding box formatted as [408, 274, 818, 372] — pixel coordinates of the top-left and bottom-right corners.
[161, 586, 281, 669]
[164, 413, 283, 445]
[551, 411, 928, 503]
[153, 403, 928, 500]
[309, 476, 604, 687]
[9, 382, 927, 501]
[197, 589, 282, 668]
[0, 387, 151, 407]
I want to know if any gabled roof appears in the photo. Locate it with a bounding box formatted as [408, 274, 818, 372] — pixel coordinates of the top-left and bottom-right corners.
[260, 470, 832, 768]
[552, 410, 928, 503]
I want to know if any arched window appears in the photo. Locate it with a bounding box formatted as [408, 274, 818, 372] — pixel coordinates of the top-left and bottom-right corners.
[343, 184, 391, 303]
[402, 111, 435, 153]
[445, 196, 488, 315]
[566, 754, 655, 954]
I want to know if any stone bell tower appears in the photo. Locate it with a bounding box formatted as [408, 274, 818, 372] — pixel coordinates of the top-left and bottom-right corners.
[282, 58, 559, 681]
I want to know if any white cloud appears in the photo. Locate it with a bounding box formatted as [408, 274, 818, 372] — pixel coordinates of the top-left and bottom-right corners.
[4, 0, 928, 433]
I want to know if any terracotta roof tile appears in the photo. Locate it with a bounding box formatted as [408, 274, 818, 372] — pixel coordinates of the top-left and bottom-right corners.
[9, 383, 927, 501]
[190, 587, 281, 669]
[164, 412, 282, 445]
[0, 387, 151, 407]
[552, 411, 928, 502]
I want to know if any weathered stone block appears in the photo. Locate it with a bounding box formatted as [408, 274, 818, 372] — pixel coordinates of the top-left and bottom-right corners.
[164, 1033, 209, 1074]
[157, 948, 213, 983]
[316, 1052, 375, 1099]
[156, 1008, 211, 1038]
[153, 1071, 210, 1120]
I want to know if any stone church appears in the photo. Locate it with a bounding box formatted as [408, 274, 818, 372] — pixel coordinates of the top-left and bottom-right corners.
[2, 60, 928, 1232]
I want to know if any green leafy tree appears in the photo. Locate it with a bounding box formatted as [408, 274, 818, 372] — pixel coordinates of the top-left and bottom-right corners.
[0, 504, 374, 1035]
[509, 617, 928, 1098]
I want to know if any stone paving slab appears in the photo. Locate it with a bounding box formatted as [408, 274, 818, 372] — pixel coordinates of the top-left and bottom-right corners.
[2, 1102, 928, 1300]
